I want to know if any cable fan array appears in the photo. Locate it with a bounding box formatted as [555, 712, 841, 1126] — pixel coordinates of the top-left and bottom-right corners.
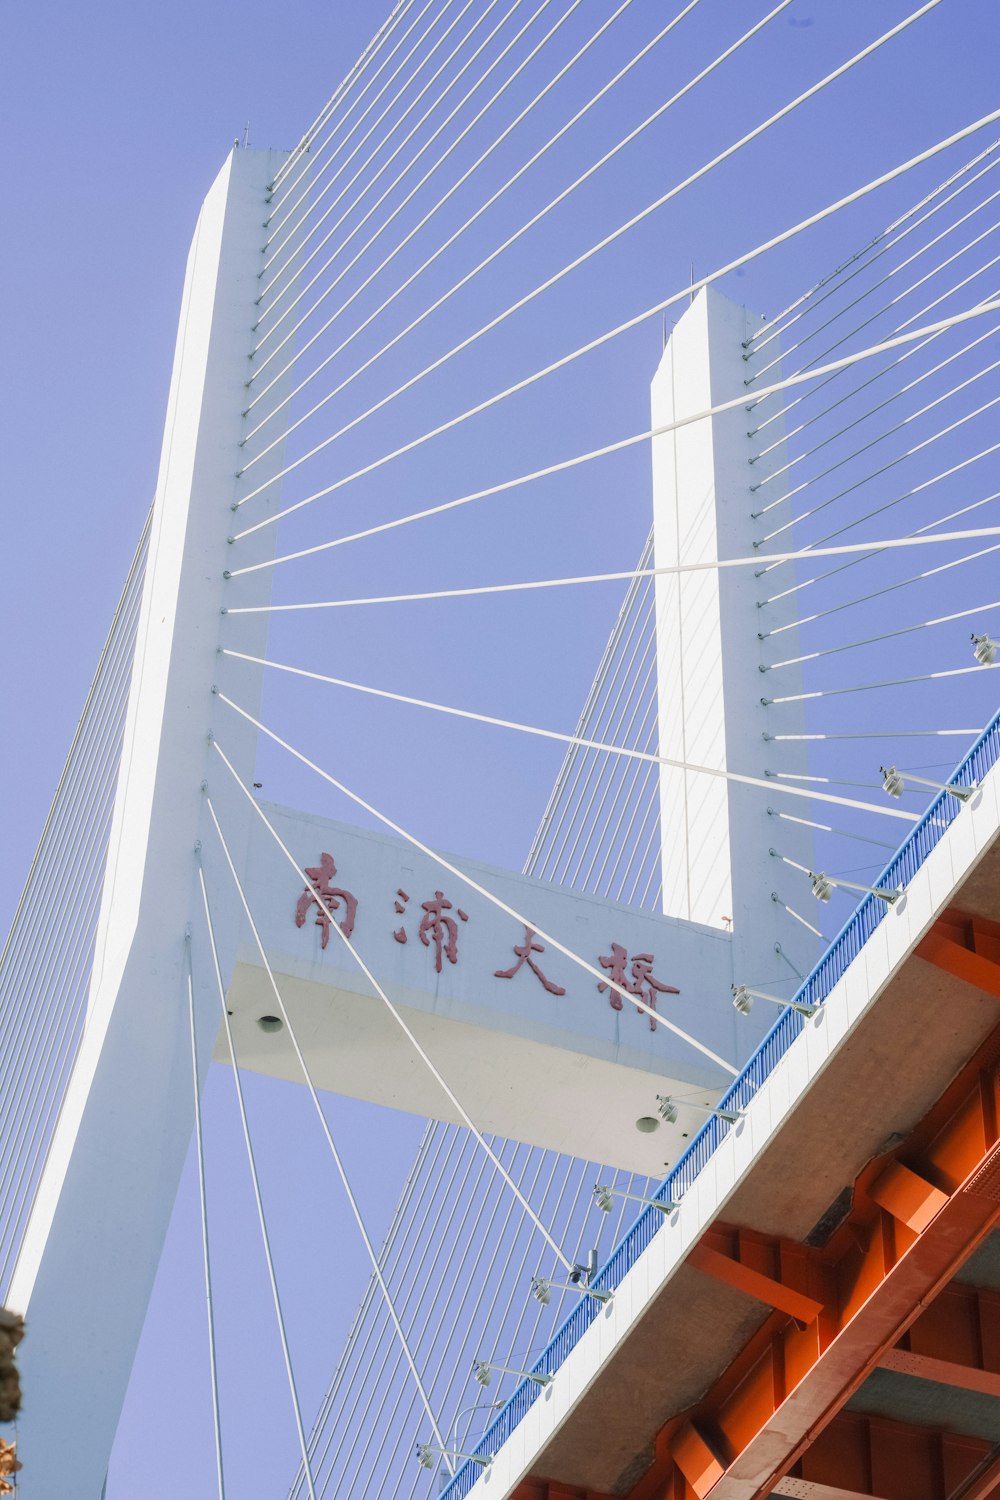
[0, 512, 151, 1302]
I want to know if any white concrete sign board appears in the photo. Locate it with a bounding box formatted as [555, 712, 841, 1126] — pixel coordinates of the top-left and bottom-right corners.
[221, 802, 741, 1173]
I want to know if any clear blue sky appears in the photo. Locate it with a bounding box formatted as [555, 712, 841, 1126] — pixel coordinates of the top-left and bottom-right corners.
[3, 2, 1000, 1494]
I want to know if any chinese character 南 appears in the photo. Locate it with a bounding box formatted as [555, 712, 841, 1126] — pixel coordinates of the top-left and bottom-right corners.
[294, 852, 358, 950]
[494, 926, 566, 996]
[597, 942, 679, 1031]
[394, 889, 469, 972]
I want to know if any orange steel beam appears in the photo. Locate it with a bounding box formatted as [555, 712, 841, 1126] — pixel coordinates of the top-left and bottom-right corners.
[687, 1241, 824, 1329]
[877, 1282, 1000, 1398]
[879, 1345, 1000, 1396]
[868, 1159, 950, 1233]
[673, 1423, 726, 1496]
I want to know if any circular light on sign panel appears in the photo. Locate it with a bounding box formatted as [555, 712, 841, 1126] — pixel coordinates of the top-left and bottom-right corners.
[634, 1115, 660, 1134]
[257, 1014, 283, 1033]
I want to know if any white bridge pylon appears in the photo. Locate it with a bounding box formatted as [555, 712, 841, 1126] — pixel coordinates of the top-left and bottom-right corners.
[11, 153, 809, 1496]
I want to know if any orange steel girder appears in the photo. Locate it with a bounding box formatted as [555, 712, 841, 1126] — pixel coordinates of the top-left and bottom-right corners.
[878, 1281, 1000, 1399]
[651, 920, 1000, 1500]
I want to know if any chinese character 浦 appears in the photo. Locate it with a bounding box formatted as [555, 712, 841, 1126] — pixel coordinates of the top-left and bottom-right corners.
[418, 890, 468, 973]
[494, 926, 566, 996]
[597, 943, 679, 1031]
[295, 852, 358, 950]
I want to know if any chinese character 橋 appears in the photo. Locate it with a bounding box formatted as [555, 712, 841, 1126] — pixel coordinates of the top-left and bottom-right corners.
[295, 852, 358, 950]
[597, 942, 679, 1031]
[494, 926, 566, 996]
[417, 890, 469, 973]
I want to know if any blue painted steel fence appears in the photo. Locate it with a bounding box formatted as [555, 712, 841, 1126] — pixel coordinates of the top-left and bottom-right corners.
[440, 705, 1000, 1499]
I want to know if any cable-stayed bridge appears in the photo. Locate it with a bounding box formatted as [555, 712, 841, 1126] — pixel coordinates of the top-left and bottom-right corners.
[4, 4, 1000, 1498]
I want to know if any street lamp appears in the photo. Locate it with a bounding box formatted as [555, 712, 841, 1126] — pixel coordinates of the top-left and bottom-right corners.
[593, 1183, 678, 1215]
[656, 1093, 742, 1126]
[731, 984, 819, 1019]
[881, 765, 975, 804]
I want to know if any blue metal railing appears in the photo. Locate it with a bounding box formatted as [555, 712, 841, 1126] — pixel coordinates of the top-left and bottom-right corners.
[440, 706, 1000, 1500]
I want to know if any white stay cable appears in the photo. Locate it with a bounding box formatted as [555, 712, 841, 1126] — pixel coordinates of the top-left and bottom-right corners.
[770, 812, 895, 853]
[758, 388, 1000, 556]
[241, 0, 789, 451]
[232, 1, 953, 504]
[749, 228, 1000, 432]
[747, 136, 1000, 345]
[223, 524, 1000, 614]
[293, 1126, 466, 1500]
[770, 534, 1000, 637]
[0, 602, 139, 1051]
[235, 0, 929, 486]
[747, 139, 1000, 353]
[268, 0, 416, 198]
[755, 347, 1000, 537]
[0, 507, 150, 980]
[750, 245, 1000, 440]
[765, 599, 1000, 671]
[207, 753, 581, 1271]
[531, 558, 655, 884]
[244, 0, 635, 393]
[244, 0, 706, 397]
[771, 894, 825, 943]
[202, 797, 458, 1469]
[552, 639, 655, 891]
[751, 314, 1000, 499]
[747, 205, 1000, 385]
[763, 660, 999, 705]
[750, 300, 998, 496]
[772, 730, 977, 742]
[268, 0, 445, 217]
[195, 861, 319, 1500]
[185, 945, 226, 1500]
[210, 723, 742, 1075]
[216, 661, 919, 831]
[266, 0, 475, 249]
[260, 0, 556, 305]
[228, 297, 1000, 559]
[262, 0, 516, 293]
[761, 454, 1000, 608]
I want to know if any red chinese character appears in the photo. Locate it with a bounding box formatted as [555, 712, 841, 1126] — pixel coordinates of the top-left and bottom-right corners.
[418, 890, 468, 972]
[295, 852, 358, 950]
[597, 943, 679, 1031]
[494, 926, 566, 996]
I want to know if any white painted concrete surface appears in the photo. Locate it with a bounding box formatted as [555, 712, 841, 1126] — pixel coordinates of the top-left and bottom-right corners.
[10, 147, 289, 1500]
[651, 289, 813, 984]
